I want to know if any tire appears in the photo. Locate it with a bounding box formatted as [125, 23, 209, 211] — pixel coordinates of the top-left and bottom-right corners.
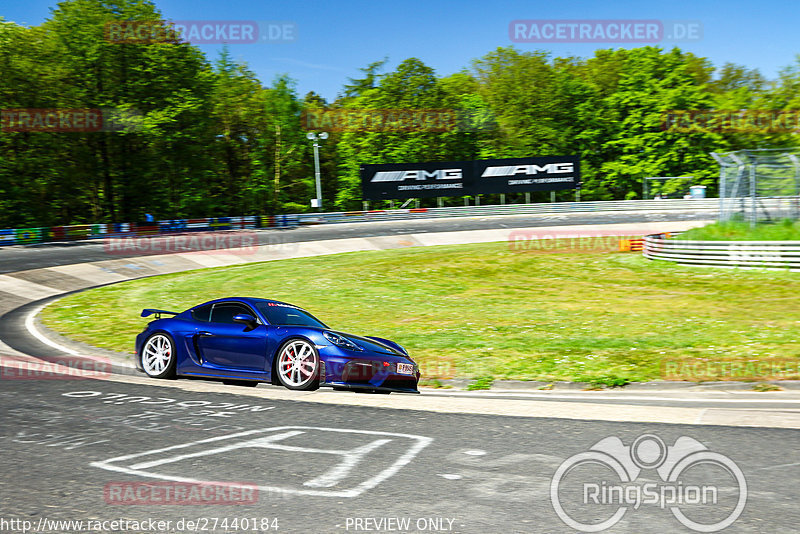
[275, 339, 320, 391]
[141, 333, 177, 379]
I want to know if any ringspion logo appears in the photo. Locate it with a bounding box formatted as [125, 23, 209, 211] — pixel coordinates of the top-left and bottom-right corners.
[551, 434, 747, 532]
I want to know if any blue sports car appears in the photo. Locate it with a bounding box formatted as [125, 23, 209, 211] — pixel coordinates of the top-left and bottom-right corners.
[134, 297, 420, 393]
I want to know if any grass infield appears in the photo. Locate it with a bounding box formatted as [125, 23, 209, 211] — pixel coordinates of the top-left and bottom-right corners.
[41, 240, 800, 386]
[678, 219, 800, 241]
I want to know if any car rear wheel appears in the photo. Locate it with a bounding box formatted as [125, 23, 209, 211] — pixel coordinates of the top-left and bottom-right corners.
[276, 339, 320, 391]
[141, 333, 176, 379]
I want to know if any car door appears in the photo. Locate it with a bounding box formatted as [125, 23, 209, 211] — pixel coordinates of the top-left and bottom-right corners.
[195, 302, 268, 372]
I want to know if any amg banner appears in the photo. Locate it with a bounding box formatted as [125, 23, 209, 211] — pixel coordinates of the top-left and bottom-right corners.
[474, 156, 581, 194]
[360, 156, 580, 200]
[360, 160, 469, 200]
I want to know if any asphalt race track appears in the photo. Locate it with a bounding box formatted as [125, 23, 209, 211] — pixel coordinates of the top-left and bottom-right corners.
[0, 209, 711, 274]
[2, 377, 799, 533]
[2, 210, 799, 533]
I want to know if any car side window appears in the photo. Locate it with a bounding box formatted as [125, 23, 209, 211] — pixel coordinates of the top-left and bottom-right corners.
[191, 303, 213, 322]
[210, 303, 255, 324]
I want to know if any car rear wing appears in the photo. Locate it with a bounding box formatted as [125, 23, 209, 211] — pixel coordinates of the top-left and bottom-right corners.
[141, 309, 180, 319]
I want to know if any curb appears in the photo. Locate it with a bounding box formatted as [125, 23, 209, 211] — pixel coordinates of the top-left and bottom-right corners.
[34, 312, 138, 370]
[424, 378, 800, 392]
[15, 294, 141, 378]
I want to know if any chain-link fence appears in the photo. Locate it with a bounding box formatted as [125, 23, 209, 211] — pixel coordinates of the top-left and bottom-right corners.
[711, 149, 800, 225]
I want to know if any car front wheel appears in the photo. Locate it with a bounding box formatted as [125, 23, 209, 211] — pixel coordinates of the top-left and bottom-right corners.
[276, 339, 320, 391]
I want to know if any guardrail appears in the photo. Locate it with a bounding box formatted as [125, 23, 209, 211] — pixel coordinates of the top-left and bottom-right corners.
[0, 198, 721, 248]
[644, 234, 800, 271]
[301, 198, 720, 224]
[0, 215, 298, 247]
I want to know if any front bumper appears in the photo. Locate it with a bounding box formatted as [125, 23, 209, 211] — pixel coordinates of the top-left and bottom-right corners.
[319, 357, 420, 393]
[322, 382, 421, 394]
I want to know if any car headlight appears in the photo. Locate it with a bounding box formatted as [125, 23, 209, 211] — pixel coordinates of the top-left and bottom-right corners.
[323, 331, 363, 351]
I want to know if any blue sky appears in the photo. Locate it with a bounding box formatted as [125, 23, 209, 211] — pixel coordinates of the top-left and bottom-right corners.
[4, 0, 799, 101]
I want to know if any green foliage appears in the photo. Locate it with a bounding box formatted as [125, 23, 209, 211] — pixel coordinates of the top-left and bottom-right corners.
[582, 375, 631, 389]
[678, 219, 800, 241]
[752, 382, 782, 392]
[466, 377, 494, 390]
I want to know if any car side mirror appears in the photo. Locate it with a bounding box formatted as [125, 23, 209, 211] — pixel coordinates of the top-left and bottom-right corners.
[233, 313, 257, 330]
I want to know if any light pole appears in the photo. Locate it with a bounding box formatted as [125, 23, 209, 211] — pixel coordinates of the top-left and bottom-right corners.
[306, 132, 328, 210]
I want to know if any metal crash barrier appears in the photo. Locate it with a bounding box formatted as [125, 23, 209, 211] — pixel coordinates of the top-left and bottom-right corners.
[0, 197, 725, 247]
[0, 216, 298, 247]
[644, 233, 800, 271]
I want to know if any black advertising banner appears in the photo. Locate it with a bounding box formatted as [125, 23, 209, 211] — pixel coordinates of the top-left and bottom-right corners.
[360, 160, 469, 200]
[473, 155, 581, 194]
[360, 156, 580, 200]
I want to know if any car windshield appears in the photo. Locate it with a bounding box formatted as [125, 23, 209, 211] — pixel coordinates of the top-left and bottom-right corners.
[255, 302, 327, 328]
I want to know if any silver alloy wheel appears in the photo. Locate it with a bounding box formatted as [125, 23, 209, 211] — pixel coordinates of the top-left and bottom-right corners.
[277, 339, 318, 388]
[142, 334, 173, 377]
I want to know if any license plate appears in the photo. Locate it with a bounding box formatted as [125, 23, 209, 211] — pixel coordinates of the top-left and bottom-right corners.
[396, 363, 414, 375]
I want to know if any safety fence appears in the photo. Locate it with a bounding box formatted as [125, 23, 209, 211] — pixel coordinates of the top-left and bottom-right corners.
[644, 233, 800, 270]
[0, 215, 297, 247]
[316, 198, 720, 224]
[0, 198, 720, 247]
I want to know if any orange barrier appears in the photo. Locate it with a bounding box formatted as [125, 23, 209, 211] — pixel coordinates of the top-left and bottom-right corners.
[618, 238, 645, 252]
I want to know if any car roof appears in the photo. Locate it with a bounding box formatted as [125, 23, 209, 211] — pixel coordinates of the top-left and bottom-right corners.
[192, 297, 301, 309]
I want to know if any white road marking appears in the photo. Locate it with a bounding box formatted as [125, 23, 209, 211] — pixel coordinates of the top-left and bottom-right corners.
[129, 430, 306, 470]
[91, 426, 433, 498]
[695, 408, 709, 424]
[304, 438, 393, 488]
[23, 305, 135, 368]
[757, 462, 800, 470]
[25, 306, 80, 356]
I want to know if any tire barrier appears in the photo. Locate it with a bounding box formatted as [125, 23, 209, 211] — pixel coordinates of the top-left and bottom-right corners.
[0, 215, 298, 247]
[644, 233, 800, 271]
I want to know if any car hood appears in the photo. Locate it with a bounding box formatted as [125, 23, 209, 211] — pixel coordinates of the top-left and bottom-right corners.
[335, 331, 404, 356]
[276, 325, 405, 357]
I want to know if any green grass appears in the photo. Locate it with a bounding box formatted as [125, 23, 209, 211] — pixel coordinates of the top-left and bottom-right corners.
[466, 377, 494, 391]
[752, 383, 783, 392]
[678, 219, 800, 241]
[41, 241, 800, 384]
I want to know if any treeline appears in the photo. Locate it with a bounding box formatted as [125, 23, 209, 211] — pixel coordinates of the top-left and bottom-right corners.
[1, 0, 799, 227]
